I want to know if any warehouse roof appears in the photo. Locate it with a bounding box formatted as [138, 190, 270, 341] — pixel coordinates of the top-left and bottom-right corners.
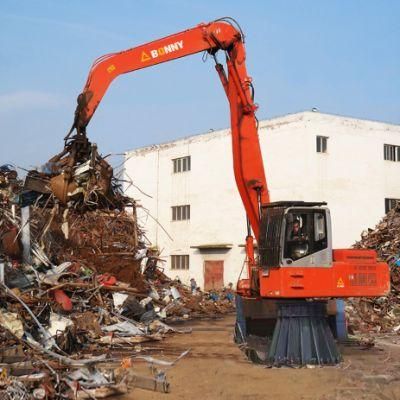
[125, 110, 400, 157]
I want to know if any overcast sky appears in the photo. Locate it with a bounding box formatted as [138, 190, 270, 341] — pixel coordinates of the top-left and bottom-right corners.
[0, 0, 399, 170]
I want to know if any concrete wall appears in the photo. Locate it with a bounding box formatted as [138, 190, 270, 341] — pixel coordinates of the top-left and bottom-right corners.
[124, 112, 400, 288]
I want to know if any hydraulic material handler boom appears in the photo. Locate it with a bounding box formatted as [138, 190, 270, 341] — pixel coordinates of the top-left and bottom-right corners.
[66, 18, 390, 365]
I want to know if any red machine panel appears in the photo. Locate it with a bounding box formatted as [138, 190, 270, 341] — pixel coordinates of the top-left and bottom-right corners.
[258, 249, 390, 298]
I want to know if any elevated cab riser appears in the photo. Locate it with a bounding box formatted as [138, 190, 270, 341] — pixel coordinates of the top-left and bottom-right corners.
[235, 296, 342, 366]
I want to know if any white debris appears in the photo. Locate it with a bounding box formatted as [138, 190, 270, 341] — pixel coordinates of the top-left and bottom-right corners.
[0, 309, 24, 338]
[112, 292, 129, 311]
[48, 313, 74, 337]
[102, 321, 145, 336]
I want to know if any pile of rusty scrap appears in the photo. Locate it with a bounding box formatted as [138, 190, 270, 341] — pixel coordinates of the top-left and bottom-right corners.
[348, 204, 400, 334]
[0, 139, 234, 398]
[0, 267, 187, 398]
[147, 278, 236, 321]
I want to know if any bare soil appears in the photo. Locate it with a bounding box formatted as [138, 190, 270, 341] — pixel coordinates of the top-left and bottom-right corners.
[123, 315, 400, 400]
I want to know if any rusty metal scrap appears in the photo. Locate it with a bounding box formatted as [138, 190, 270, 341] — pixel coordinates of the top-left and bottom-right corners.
[349, 204, 400, 334]
[0, 140, 234, 399]
[0, 165, 20, 203]
[45, 136, 114, 208]
[0, 165, 22, 259]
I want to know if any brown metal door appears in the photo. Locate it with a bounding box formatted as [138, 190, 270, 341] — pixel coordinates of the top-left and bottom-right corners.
[204, 260, 224, 291]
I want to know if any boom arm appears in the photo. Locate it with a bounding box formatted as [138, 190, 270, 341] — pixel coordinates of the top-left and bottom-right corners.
[69, 18, 269, 241]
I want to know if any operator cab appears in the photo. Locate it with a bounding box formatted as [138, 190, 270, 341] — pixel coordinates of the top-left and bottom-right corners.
[259, 201, 333, 268]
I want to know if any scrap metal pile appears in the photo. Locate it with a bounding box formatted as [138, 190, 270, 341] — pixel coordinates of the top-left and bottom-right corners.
[0, 137, 234, 399]
[349, 204, 400, 334]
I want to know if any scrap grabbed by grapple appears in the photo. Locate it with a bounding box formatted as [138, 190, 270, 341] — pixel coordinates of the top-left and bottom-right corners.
[23, 132, 118, 210]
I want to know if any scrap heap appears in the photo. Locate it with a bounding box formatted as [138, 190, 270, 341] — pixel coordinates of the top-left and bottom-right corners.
[0, 137, 234, 399]
[349, 204, 400, 334]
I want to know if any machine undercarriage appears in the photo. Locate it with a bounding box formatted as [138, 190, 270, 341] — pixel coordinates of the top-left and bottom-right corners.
[235, 297, 343, 366]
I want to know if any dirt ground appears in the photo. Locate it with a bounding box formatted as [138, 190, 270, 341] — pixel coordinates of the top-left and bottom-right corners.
[122, 315, 400, 400]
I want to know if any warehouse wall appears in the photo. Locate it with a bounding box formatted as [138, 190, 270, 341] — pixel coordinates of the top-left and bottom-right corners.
[124, 112, 400, 288]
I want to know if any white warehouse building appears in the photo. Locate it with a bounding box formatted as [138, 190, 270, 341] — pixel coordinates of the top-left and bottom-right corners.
[124, 111, 400, 290]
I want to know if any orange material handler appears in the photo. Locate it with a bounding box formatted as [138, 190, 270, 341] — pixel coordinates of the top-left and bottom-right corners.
[66, 18, 390, 365]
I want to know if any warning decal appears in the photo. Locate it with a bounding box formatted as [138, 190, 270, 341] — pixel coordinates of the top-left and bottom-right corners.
[141, 51, 150, 62]
[337, 277, 345, 288]
[106, 64, 116, 73]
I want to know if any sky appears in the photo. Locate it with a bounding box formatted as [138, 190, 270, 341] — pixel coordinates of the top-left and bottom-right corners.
[0, 0, 399, 170]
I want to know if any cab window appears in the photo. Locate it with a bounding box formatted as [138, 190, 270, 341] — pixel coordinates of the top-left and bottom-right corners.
[284, 210, 328, 261]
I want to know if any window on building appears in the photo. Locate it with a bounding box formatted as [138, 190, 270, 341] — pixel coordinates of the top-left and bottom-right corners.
[384, 144, 399, 161]
[316, 136, 328, 153]
[173, 156, 191, 173]
[385, 198, 400, 213]
[171, 255, 189, 270]
[172, 205, 190, 221]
